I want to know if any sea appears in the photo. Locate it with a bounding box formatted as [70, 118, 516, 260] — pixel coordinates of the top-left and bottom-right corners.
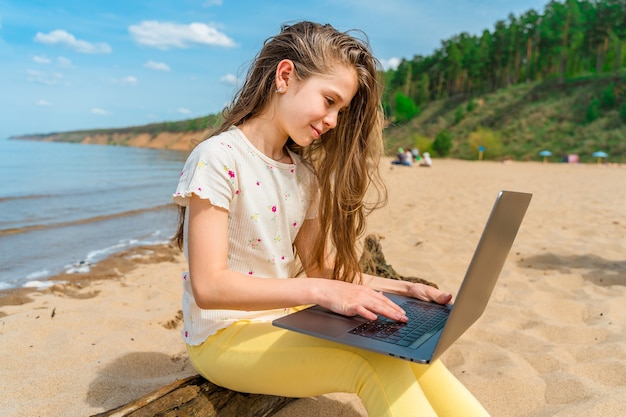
[0, 138, 189, 291]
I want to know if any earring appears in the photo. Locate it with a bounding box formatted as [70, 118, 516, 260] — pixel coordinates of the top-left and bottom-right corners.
[276, 86, 284, 93]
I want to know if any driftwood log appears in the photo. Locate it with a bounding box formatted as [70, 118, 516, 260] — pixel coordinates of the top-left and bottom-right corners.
[92, 374, 295, 417]
[94, 234, 435, 417]
[358, 234, 438, 288]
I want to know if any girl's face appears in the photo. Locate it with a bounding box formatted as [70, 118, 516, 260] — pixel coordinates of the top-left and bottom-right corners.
[277, 64, 358, 147]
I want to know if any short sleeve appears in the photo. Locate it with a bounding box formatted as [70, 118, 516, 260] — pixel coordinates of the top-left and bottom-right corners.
[172, 139, 236, 210]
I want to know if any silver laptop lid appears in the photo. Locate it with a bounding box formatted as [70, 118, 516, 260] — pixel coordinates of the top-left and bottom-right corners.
[432, 190, 532, 360]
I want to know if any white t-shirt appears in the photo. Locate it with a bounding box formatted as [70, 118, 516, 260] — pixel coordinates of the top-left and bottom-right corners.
[172, 126, 318, 345]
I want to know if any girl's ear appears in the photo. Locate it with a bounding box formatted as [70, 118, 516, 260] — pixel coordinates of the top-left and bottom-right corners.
[275, 59, 294, 92]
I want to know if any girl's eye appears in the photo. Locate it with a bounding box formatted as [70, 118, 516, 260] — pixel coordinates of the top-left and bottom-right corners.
[325, 97, 335, 106]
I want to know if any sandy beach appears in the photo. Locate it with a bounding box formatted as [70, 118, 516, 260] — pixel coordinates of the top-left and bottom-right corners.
[1, 158, 624, 417]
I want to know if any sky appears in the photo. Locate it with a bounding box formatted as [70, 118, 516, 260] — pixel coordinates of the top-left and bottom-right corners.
[0, 0, 551, 139]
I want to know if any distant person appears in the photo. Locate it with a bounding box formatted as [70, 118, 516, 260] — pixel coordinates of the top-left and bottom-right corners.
[171, 21, 487, 416]
[420, 151, 433, 167]
[411, 147, 421, 162]
[391, 146, 412, 166]
[405, 149, 414, 165]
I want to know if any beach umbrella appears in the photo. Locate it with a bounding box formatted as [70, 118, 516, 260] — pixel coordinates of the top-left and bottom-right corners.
[539, 150, 552, 163]
[592, 151, 608, 164]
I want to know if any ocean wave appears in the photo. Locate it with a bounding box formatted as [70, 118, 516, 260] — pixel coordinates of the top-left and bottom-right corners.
[22, 279, 66, 290]
[0, 282, 14, 291]
[0, 270, 66, 291]
[63, 234, 171, 274]
[1, 234, 173, 291]
[26, 269, 52, 280]
[0, 193, 56, 203]
[0, 179, 176, 203]
[0, 204, 177, 236]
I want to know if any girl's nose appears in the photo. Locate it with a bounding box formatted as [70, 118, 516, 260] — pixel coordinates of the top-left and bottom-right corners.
[323, 111, 338, 130]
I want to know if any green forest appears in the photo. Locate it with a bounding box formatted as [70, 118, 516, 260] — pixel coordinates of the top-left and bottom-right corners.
[383, 0, 626, 162]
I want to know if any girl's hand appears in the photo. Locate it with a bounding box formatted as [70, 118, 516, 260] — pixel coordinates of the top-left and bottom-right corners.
[314, 279, 408, 322]
[406, 282, 452, 305]
[359, 274, 453, 307]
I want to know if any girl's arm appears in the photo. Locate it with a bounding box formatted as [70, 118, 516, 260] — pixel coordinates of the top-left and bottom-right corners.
[187, 196, 406, 321]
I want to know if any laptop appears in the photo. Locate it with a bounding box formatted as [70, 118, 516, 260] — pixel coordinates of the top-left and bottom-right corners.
[273, 190, 532, 364]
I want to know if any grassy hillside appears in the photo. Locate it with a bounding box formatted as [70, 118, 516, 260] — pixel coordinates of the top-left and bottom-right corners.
[384, 75, 626, 164]
[11, 114, 223, 151]
[12, 113, 221, 145]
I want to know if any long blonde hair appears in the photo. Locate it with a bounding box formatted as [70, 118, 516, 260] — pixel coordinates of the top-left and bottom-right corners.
[174, 21, 387, 283]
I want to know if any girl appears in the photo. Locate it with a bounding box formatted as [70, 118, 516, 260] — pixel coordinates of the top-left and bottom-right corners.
[172, 21, 488, 417]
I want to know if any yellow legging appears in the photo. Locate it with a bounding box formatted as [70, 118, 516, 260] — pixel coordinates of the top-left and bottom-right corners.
[187, 321, 490, 417]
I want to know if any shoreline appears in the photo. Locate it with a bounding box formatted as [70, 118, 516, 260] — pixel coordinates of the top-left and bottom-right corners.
[0, 243, 181, 309]
[0, 138, 186, 291]
[1, 158, 625, 416]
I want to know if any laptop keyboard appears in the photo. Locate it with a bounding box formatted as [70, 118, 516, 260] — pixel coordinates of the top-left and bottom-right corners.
[348, 300, 449, 349]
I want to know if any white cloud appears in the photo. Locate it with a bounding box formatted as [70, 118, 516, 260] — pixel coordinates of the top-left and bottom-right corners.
[34, 30, 112, 54]
[33, 55, 51, 64]
[33, 55, 75, 69]
[176, 107, 191, 114]
[91, 108, 110, 115]
[36, 99, 51, 106]
[129, 21, 235, 49]
[106, 76, 138, 85]
[144, 60, 171, 72]
[57, 56, 74, 68]
[380, 57, 400, 71]
[26, 69, 65, 85]
[220, 73, 238, 85]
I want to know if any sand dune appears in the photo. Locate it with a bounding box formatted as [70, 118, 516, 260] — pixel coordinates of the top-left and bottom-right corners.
[1, 158, 624, 416]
